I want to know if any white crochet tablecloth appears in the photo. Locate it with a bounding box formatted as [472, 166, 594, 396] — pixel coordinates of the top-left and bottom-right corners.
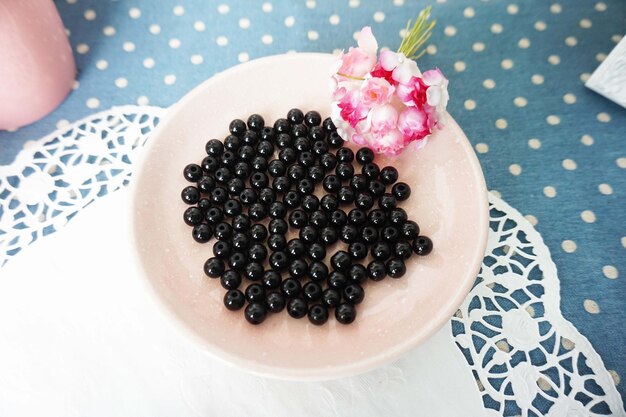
[0, 106, 623, 417]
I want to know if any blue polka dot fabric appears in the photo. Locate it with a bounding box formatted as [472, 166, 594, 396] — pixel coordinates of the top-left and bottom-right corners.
[0, 0, 624, 401]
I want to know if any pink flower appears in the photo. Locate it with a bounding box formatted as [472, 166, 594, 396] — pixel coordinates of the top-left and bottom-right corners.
[360, 77, 395, 106]
[396, 76, 429, 107]
[337, 89, 370, 128]
[423, 68, 449, 128]
[398, 106, 430, 141]
[369, 104, 398, 136]
[336, 27, 378, 78]
[376, 50, 421, 84]
[372, 128, 404, 156]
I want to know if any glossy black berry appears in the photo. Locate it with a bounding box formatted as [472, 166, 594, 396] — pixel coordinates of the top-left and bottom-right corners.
[233, 161, 251, 179]
[232, 232, 250, 251]
[387, 258, 406, 278]
[299, 226, 318, 244]
[367, 180, 385, 197]
[248, 203, 268, 221]
[288, 209, 308, 229]
[197, 198, 211, 212]
[348, 242, 368, 260]
[192, 223, 212, 243]
[245, 302, 267, 325]
[245, 262, 264, 281]
[297, 178, 314, 195]
[400, 221, 419, 240]
[304, 110, 322, 127]
[269, 201, 287, 219]
[220, 270, 242, 290]
[205, 139, 224, 157]
[256, 140, 274, 157]
[348, 264, 368, 284]
[268, 234, 287, 251]
[224, 289, 245, 311]
[250, 224, 268, 242]
[344, 283, 364, 304]
[329, 210, 347, 228]
[287, 108, 304, 124]
[394, 241, 413, 260]
[331, 251, 351, 271]
[322, 117, 336, 132]
[320, 153, 337, 171]
[201, 156, 219, 173]
[380, 166, 399, 185]
[413, 236, 433, 256]
[355, 147, 374, 165]
[322, 288, 341, 308]
[371, 241, 392, 260]
[242, 130, 259, 146]
[368, 209, 387, 227]
[291, 123, 308, 139]
[245, 283, 265, 302]
[224, 135, 241, 152]
[272, 176, 291, 193]
[268, 218, 288, 235]
[287, 298, 308, 319]
[227, 178, 245, 196]
[309, 210, 328, 228]
[258, 188, 275, 205]
[320, 194, 339, 213]
[268, 159, 286, 177]
[260, 126, 275, 141]
[183, 207, 203, 226]
[335, 162, 354, 180]
[213, 240, 231, 259]
[251, 156, 268, 171]
[307, 167, 325, 186]
[303, 281, 323, 302]
[392, 182, 411, 201]
[338, 186, 355, 205]
[307, 304, 328, 325]
[263, 270, 282, 290]
[229, 119, 247, 137]
[184, 163, 203, 182]
[381, 226, 400, 243]
[224, 199, 242, 217]
[248, 243, 268, 262]
[348, 209, 367, 226]
[276, 133, 293, 150]
[274, 118, 291, 134]
[309, 125, 326, 142]
[367, 260, 387, 281]
[301, 194, 320, 212]
[229, 252, 247, 271]
[181, 186, 200, 204]
[210, 187, 228, 204]
[335, 303, 356, 324]
[284, 191, 301, 208]
[269, 251, 289, 271]
[287, 238, 306, 258]
[281, 278, 302, 298]
[312, 140, 329, 155]
[307, 243, 326, 261]
[354, 192, 374, 210]
[360, 226, 378, 244]
[238, 145, 255, 162]
[250, 172, 268, 189]
[328, 271, 348, 289]
[379, 193, 397, 211]
[287, 164, 306, 182]
[328, 131, 344, 148]
[232, 214, 251, 232]
[204, 257, 225, 278]
[350, 174, 369, 192]
[309, 262, 329, 282]
[205, 207, 224, 225]
[320, 227, 338, 245]
[220, 151, 237, 167]
[322, 175, 341, 193]
[389, 208, 408, 226]
[339, 224, 359, 243]
[266, 292, 286, 313]
[336, 147, 354, 163]
[362, 163, 380, 179]
[214, 222, 233, 241]
[247, 114, 265, 132]
[239, 188, 257, 205]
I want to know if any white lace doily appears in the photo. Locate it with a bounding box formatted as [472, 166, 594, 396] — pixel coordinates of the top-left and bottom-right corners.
[0, 106, 623, 416]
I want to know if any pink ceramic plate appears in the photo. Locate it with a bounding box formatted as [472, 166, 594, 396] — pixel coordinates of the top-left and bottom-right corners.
[131, 53, 489, 380]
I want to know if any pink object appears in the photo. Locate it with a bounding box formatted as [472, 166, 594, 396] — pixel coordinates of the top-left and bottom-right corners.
[130, 53, 488, 380]
[0, 0, 75, 130]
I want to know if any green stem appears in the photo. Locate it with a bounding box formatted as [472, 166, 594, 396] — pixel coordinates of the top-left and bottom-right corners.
[397, 6, 436, 61]
[336, 72, 366, 81]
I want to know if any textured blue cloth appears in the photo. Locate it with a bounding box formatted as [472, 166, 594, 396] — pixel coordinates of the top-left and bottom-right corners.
[1, 0, 624, 403]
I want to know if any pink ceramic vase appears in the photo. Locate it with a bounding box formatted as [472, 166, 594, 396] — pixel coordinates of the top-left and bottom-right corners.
[0, 0, 75, 130]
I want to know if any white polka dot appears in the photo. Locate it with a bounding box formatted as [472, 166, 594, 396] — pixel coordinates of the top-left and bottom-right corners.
[473, 42, 485, 52]
[501, 59, 514, 70]
[66, 0, 77, 4]
[528, 138, 541, 149]
[491, 23, 503, 34]
[464, 7, 475, 18]
[164, 74, 176, 85]
[332, 48, 342, 56]
[550, 3, 562, 13]
[137, 96, 149, 105]
[65, 28, 71, 38]
[217, 4, 230, 14]
[509, 164, 522, 176]
[596, 53, 607, 62]
[518, 38, 530, 48]
[583, 300, 600, 314]
[514, 97, 527, 107]
[115, 77, 128, 88]
[531, 74, 545, 85]
[306, 0, 316, 9]
[580, 72, 591, 82]
[239, 18, 251, 29]
[173, 5, 185, 16]
[495, 118, 508, 129]
[483, 79, 496, 89]
[308, 31, 319, 41]
[565, 36, 578, 46]
[598, 183, 612, 195]
[612, 34, 622, 43]
[454, 61, 466, 72]
[490, 190, 502, 199]
[150, 24, 162, 34]
[563, 93, 576, 104]
[328, 14, 340, 25]
[547, 115, 561, 125]
[191, 54, 203, 65]
[262, 34, 273, 44]
[562, 240, 577, 252]
[103, 26, 116, 36]
[216, 36, 228, 46]
[581, 210, 596, 223]
[562, 158, 577, 170]
[609, 370, 621, 386]
[445, 26, 457, 36]
[129, 7, 141, 19]
[72, 80, 79, 90]
[617, 157, 626, 168]
[426, 45, 437, 55]
[581, 134, 594, 147]
[284, 16, 295, 27]
[169, 38, 181, 48]
[562, 338, 575, 350]
[374, 11, 385, 22]
[580, 18, 592, 28]
[262, 2, 273, 12]
[393, 0, 404, 5]
[597, 112, 611, 123]
[86, 98, 100, 109]
[143, 58, 155, 69]
[548, 55, 561, 65]
[56, 119, 70, 129]
[544, 186, 557, 198]
[76, 43, 89, 54]
[96, 59, 108, 70]
[475, 142, 488, 153]
[349, 0, 360, 7]
[236, 52, 250, 62]
[123, 42, 135, 52]
[535, 21, 547, 31]
[595, 2, 607, 11]
[464, 99, 477, 111]
[507, 4, 519, 14]
[525, 214, 538, 225]
[84, 9, 96, 20]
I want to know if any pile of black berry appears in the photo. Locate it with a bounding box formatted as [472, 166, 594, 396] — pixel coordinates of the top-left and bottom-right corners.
[181, 109, 433, 326]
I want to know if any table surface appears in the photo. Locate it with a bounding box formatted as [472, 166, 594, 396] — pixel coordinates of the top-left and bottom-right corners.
[1, 0, 624, 401]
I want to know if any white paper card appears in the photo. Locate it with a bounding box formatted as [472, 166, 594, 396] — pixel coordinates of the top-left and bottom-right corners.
[586, 36, 626, 108]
